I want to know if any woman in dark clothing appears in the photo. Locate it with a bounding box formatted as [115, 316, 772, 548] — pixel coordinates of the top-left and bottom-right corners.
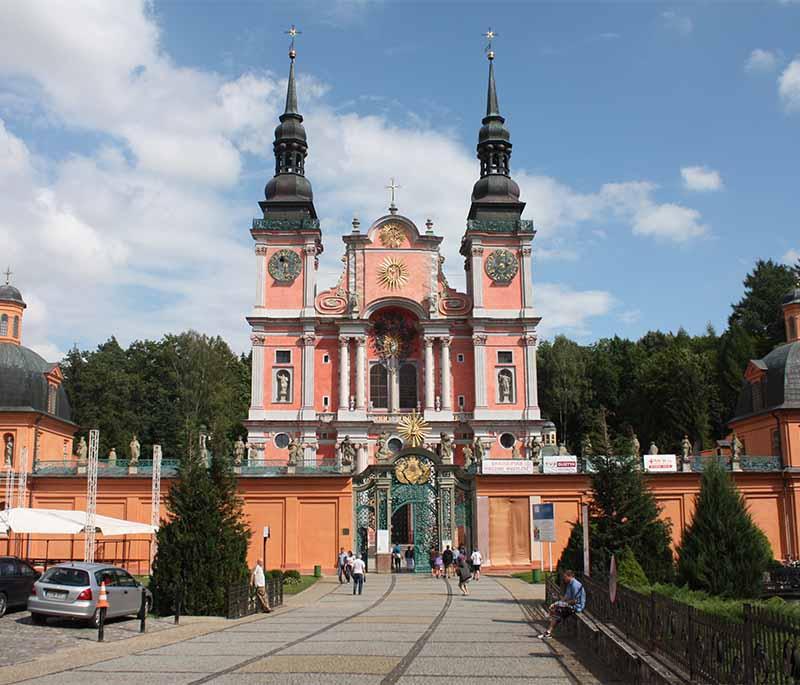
[456, 557, 472, 595]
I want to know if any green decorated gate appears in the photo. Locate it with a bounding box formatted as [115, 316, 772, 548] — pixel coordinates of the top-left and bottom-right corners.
[352, 448, 472, 573]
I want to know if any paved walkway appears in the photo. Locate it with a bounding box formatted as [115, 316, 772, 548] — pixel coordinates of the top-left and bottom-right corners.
[5, 575, 603, 684]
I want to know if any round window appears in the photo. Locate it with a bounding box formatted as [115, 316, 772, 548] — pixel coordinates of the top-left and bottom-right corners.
[499, 433, 516, 449]
[274, 433, 290, 449]
[388, 437, 403, 453]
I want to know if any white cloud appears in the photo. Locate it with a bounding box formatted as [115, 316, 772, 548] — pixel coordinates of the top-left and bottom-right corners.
[619, 309, 641, 325]
[745, 49, 781, 74]
[782, 248, 800, 264]
[779, 58, 800, 112]
[0, 1, 709, 355]
[661, 10, 693, 36]
[681, 165, 724, 192]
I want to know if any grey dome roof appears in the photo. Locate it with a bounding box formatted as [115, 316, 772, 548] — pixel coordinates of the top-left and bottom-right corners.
[783, 286, 800, 306]
[0, 284, 25, 306]
[0, 342, 72, 422]
[265, 173, 313, 203]
[471, 173, 521, 204]
[733, 341, 800, 419]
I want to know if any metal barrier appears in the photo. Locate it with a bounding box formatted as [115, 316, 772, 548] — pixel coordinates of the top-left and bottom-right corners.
[226, 576, 284, 619]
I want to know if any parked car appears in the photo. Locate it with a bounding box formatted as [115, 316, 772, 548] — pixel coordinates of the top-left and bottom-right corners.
[0, 556, 40, 617]
[27, 562, 152, 627]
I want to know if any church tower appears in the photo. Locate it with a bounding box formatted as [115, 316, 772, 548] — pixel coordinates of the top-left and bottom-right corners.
[460, 45, 541, 426]
[246, 33, 323, 464]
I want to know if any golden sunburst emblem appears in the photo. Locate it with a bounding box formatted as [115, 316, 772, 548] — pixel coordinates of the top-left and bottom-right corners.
[397, 410, 429, 448]
[377, 257, 409, 290]
[379, 223, 405, 248]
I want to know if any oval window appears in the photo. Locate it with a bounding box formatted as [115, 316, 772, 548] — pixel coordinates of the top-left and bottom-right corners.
[388, 437, 403, 453]
[274, 433, 290, 449]
[499, 433, 516, 449]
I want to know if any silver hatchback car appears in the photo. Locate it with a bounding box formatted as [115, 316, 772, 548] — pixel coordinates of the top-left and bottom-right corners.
[27, 562, 152, 627]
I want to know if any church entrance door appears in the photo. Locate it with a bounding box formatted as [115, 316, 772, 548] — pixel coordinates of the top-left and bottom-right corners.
[390, 462, 439, 573]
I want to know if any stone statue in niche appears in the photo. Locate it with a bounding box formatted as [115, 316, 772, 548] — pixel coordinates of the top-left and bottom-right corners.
[247, 442, 258, 465]
[498, 370, 512, 403]
[511, 440, 521, 460]
[730, 432, 743, 471]
[680, 435, 692, 463]
[233, 437, 246, 466]
[76, 436, 88, 464]
[435, 396, 441, 412]
[463, 444, 474, 468]
[276, 370, 291, 402]
[375, 432, 391, 463]
[649, 442, 659, 455]
[349, 396, 355, 411]
[558, 443, 569, 456]
[339, 436, 355, 466]
[4, 435, 13, 465]
[529, 436, 542, 466]
[108, 448, 117, 464]
[439, 432, 453, 463]
[129, 435, 140, 465]
[472, 437, 485, 462]
[581, 436, 593, 458]
[632, 433, 641, 458]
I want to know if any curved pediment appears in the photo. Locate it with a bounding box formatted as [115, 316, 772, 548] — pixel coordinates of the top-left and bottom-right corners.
[365, 215, 440, 250]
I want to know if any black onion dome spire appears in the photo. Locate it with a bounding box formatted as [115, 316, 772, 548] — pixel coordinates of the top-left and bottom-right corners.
[468, 48, 525, 221]
[262, 38, 317, 220]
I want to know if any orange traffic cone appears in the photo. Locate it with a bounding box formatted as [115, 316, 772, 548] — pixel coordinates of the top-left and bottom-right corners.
[97, 581, 109, 610]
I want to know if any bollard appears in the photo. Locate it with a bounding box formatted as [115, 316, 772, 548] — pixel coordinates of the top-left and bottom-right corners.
[96, 580, 110, 643]
[98, 606, 106, 642]
[139, 587, 147, 633]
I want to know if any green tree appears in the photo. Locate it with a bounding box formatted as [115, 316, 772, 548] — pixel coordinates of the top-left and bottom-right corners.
[677, 461, 772, 598]
[558, 454, 674, 583]
[150, 446, 251, 615]
[538, 336, 588, 448]
[729, 259, 795, 356]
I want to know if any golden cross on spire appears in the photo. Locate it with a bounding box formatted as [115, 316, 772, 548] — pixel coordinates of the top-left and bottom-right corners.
[3, 266, 11, 285]
[285, 24, 301, 57]
[483, 27, 498, 59]
[385, 177, 401, 213]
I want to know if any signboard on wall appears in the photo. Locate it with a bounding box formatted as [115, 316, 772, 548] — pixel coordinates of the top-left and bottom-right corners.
[532, 503, 556, 542]
[482, 459, 534, 475]
[542, 455, 578, 474]
[643, 454, 677, 473]
[377, 529, 389, 554]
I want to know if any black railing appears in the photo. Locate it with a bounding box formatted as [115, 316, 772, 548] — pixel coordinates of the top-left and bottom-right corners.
[576, 574, 800, 684]
[763, 568, 800, 597]
[226, 577, 283, 619]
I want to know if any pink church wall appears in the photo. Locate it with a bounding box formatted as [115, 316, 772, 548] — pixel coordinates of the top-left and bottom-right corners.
[264, 246, 304, 310]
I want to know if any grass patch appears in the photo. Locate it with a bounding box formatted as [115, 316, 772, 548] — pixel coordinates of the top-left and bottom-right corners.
[511, 570, 555, 584]
[282, 575, 319, 595]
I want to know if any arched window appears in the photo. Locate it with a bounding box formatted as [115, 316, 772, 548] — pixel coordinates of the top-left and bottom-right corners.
[0, 314, 7, 336]
[370, 364, 388, 409]
[12, 316, 19, 338]
[398, 363, 417, 409]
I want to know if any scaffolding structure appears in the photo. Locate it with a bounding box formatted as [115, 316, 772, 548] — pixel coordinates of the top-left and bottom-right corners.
[3, 467, 14, 510]
[16, 447, 28, 508]
[83, 429, 99, 562]
[150, 444, 162, 563]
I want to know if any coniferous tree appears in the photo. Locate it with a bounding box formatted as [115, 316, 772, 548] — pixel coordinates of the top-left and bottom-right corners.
[558, 454, 674, 582]
[150, 443, 251, 616]
[676, 460, 772, 598]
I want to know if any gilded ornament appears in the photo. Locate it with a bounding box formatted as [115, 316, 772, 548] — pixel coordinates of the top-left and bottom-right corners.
[398, 410, 429, 448]
[485, 249, 519, 283]
[379, 223, 405, 248]
[394, 455, 431, 485]
[377, 257, 409, 290]
[268, 249, 302, 282]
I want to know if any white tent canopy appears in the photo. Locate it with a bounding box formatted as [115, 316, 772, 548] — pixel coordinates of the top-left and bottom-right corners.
[0, 508, 157, 536]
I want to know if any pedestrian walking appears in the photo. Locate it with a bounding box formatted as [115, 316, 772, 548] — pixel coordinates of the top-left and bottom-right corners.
[457, 556, 472, 595]
[470, 548, 483, 580]
[351, 555, 366, 595]
[538, 569, 585, 639]
[442, 545, 454, 578]
[337, 547, 349, 583]
[345, 550, 355, 581]
[250, 558, 272, 613]
[433, 552, 443, 578]
[405, 545, 415, 572]
[392, 543, 402, 573]
[452, 546, 461, 565]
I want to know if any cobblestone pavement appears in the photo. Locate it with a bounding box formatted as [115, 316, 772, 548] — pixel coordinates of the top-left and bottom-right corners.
[5, 574, 607, 685]
[0, 609, 178, 668]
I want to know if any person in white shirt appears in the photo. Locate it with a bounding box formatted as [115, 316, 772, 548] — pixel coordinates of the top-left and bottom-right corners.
[351, 556, 366, 595]
[470, 549, 483, 580]
[250, 558, 272, 612]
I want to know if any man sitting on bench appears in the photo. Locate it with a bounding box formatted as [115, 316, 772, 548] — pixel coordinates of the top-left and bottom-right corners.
[539, 569, 585, 639]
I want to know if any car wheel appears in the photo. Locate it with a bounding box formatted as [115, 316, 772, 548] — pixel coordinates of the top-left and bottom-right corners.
[0, 592, 7, 618]
[30, 612, 47, 626]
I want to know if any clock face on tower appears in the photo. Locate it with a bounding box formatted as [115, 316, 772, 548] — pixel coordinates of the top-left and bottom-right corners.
[485, 249, 519, 284]
[268, 249, 302, 283]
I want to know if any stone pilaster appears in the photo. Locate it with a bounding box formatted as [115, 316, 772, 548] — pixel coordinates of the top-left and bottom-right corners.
[470, 245, 484, 310]
[355, 336, 367, 410]
[250, 334, 266, 409]
[303, 243, 316, 313]
[472, 333, 488, 409]
[523, 333, 540, 420]
[255, 245, 267, 308]
[301, 331, 316, 420]
[520, 245, 534, 310]
[440, 336, 452, 410]
[338, 336, 350, 411]
[424, 337, 435, 410]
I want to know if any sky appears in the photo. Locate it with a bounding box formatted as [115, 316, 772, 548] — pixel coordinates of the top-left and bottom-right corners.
[0, 0, 798, 360]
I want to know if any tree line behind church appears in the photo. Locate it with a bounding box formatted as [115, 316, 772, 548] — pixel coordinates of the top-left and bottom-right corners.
[59, 259, 799, 461]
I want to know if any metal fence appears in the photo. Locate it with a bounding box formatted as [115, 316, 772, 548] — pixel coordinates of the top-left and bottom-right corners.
[226, 577, 284, 619]
[570, 574, 800, 684]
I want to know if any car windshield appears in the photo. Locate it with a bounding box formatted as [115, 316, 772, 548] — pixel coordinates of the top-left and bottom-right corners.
[40, 567, 90, 587]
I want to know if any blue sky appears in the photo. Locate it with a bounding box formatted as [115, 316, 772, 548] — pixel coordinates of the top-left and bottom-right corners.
[0, 1, 798, 358]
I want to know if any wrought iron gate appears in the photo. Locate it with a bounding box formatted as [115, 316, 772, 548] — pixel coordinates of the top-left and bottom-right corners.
[391, 467, 438, 573]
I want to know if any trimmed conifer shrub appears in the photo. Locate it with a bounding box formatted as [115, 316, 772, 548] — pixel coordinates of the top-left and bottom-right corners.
[676, 460, 772, 598]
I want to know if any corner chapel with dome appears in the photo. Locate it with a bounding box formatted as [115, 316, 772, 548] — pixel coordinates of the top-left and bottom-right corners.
[3, 36, 800, 575]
